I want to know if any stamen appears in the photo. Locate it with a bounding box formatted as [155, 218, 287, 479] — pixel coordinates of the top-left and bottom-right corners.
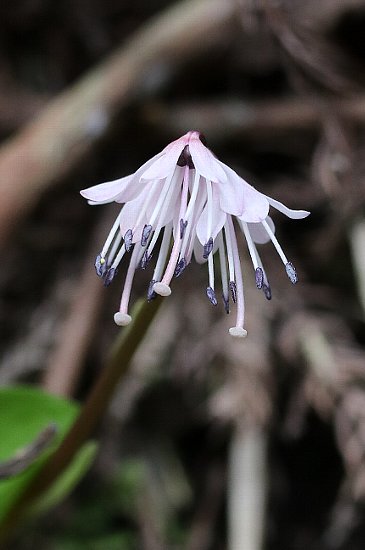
[203, 238, 214, 259]
[107, 232, 123, 266]
[149, 168, 181, 229]
[285, 261, 298, 284]
[117, 244, 141, 321]
[218, 234, 229, 312]
[206, 286, 218, 306]
[104, 267, 117, 286]
[227, 216, 246, 336]
[262, 219, 288, 265]
[100, 211, 122, 258]
[139, 250, 152, 270]
[110, 243, 126, 270]
[152, 224, 173, 282]
[222, 294, 230, 314]
[141, 224, 152, 246]
[174, 257, 187, 278]
[147, 280, 157, 301]
[124, 229, 133, 252]
[95, 254, 107, 277]
[255, 267, 264, 289]
[263, 283, 272, 300]
[229, 281, 237, 303]
[240, 220, 260, 271]
[223, 224, 235, 284]
[180, 219, 188, 239]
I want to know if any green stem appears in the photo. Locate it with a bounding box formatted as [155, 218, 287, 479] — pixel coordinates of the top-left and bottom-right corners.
[0, 297, 162, 540]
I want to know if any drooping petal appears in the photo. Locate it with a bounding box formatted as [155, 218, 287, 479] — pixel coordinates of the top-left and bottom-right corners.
[80, 174, 134, 204]
[140, 140, 186, 180]
[266, 196, 311, 219]
[145, 173, 182, 228]
[196, 190, 227, 245]
[239, 184, 270, 223]
[248, 216, 275, 244]
[189, 137, 227, 183]
[193, 237, 219, 264]
[80, 151, 164, 204]
[215, 161, 245, 216]
[119, 194, 146, 243]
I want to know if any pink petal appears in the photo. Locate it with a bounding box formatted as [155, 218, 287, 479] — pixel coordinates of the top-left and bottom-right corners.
[239, 184, 270, 223]
[266, 196, 310, 219]
[248, 217, 275, 244]
[119, 194, 146, 242]
[189, 138, 227, 183]
[140, 140, 186, 180]
[80, 152, 164, 205]
[215, 161, 245, 215]
[80, 174, 133, 204]
[196, 190, 226, 245]
[193, 237, 219, 264]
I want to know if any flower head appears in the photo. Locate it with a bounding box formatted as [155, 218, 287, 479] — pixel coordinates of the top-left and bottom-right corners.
[81, 131, 309, 337]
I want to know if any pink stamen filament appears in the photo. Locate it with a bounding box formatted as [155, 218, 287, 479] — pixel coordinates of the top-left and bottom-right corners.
[118, 244, 141, 315]
[158, 167, 190, 285]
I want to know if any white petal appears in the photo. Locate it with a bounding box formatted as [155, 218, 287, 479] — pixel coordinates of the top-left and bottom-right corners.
[80, 174, 133, 204]
[119, 195, 146, 242]
[239, 184, 270, 223]
[248, 217, 275, 244]
[80, 151, 164, 204]
[141, 141, 185, 180]
[193, 237, 219, 264]
[189, 138, 227, 183]
[196, 192, 226, 245]
[267, 196, 310, 219]
[215, 161, 245, 215]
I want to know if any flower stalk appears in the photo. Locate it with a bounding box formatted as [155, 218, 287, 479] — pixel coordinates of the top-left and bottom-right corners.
[0, 297, 162, 542]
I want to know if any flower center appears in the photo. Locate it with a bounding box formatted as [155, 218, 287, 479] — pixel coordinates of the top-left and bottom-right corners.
[176, 145, 194, 168]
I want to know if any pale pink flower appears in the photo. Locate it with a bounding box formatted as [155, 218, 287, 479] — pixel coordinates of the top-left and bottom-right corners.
[81, 131, 309, 337]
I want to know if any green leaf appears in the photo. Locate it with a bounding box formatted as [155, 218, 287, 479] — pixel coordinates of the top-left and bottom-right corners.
[0, 385, 79, 522]
[31, 441, 98, 516]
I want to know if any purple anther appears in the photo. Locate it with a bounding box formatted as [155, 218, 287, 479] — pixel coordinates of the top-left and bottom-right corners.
[229, 281, 237, 303]
[285, 262, 298, 284]
[255, 267, 264, 289]
[222, 294, 230, 314]
[263, 283, 272, 300]
[180, 219, 188, 239]
[206, 286, 218, 306]
[141, 224, 152, 246]
[140, 250, 152, 270]
[203, 238, 214, 259]
[124, 229, 133, 252]
[147, 280, 157, 302]
[94, 254, 107, 277]
[174, 257, 187, 278]
[104, 267, 117, 287]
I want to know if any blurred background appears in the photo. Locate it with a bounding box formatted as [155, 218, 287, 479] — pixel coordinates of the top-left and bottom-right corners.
[1, 0, 365, 548]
